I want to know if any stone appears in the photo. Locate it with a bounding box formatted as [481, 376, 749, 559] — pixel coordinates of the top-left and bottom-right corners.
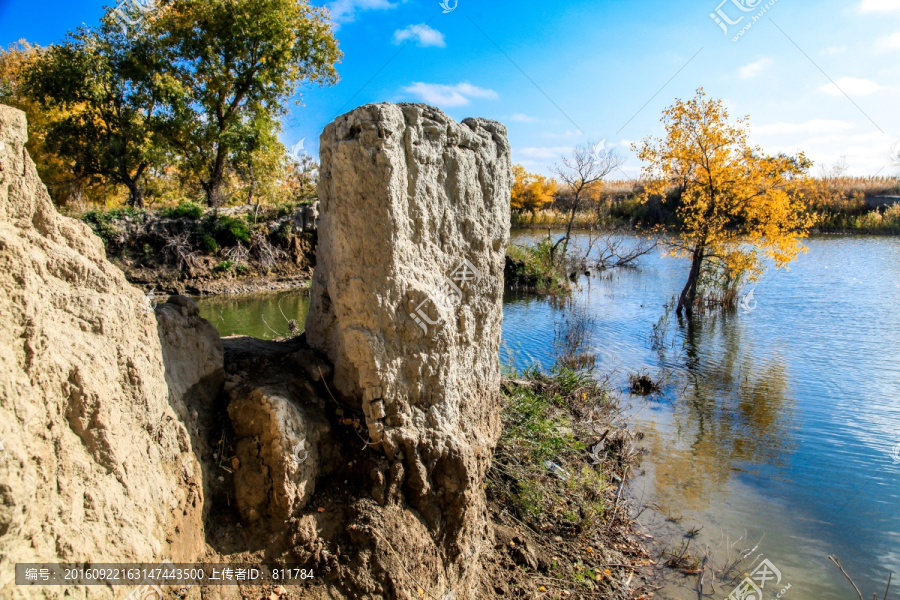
[296, 201, 319, 232]
[0, 105, 204, 597]
[306, 103, 512, 593]
[227, 384, 329, 525]
[222, 337, 340, 528]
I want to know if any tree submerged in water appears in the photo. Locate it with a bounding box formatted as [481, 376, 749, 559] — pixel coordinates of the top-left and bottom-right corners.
[636, 88, 814, 317]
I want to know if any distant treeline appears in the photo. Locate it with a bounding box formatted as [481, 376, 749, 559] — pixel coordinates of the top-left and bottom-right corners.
[512, 173, 900, 234]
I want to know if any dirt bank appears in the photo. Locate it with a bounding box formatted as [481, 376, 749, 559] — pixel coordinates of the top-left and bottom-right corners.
[81, 203, 319, 296]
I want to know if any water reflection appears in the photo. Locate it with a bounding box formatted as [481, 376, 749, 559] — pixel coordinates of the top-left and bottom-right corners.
[196, 290, 310, 340]
[649, 313, 797, 512]
[503, 233, 900, 598]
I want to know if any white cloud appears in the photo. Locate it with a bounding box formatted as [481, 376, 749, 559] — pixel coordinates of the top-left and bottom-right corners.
[822, 45, 847, 56]
[327, 0, 400, 25]
[739, 58, 772, 79]
[752, 119, 857, 136]
[860, 0, 900, 13]
[877, 32, 900, 50]
[392, 24, 445, 47]
[509, 113, 538, 123]
[540, 130, 581, 139]
[818, 77, 882, 96]
[518, 146, 572, 160]
[758, 131, 893, 175]
[402, 82, 498, 107]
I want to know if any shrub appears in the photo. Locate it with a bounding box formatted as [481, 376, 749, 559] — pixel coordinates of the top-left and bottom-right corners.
[198, 234, 219, 254]
[273, 221, 294, 245]
[506, 239, 568, 294]
[213, 260, 235, 273]
[81, 207, 144, 239]
[204, 214, 251, 246]
[235, 263, 249, 275]
[81, 212, 119, 243]
[161, 201, 204, 220]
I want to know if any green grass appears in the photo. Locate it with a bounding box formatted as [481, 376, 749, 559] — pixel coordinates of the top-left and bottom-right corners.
[213, 260, 235, 273]
[160, 201, 204, 220]
[489, 367, 615, 533]
[506, 239, 569, 294]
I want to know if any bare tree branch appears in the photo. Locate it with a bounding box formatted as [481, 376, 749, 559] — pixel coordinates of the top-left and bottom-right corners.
[550, 141, 626, 262]
[829, 555, 865, 600]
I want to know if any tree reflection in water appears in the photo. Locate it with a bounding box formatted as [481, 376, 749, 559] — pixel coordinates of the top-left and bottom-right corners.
[642, 311, 798, 512]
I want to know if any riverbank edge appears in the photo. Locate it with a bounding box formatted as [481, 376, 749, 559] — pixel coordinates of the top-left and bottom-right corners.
[126, 267, 312, 297]
[485, 370, 656, 598]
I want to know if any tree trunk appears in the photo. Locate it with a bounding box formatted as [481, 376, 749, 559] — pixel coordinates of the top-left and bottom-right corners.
[205, 179, 225, 207]
[550, 197, 580, 264]
[561, 200, 579, 257]
[125, 182, 144, 208]
[676, 245, 705, 317]
[204, 148, 229, 207]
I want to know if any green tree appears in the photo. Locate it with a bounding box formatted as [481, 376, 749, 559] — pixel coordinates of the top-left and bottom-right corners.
[283, 152, 319, 204]
[231, 112, 287, 215]
[636, 89, 813, 317]
[0, 41, 75, 203]
[155, 0, 342, 206]
[21, 24, 168, 208]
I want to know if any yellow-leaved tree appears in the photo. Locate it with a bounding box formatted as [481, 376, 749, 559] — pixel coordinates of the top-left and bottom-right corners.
[0, 41, 87, 205]
[511, 164, 557, 212]
[635, 88, 813, 317]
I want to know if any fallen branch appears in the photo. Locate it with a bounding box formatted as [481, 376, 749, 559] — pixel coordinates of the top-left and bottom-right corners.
[829, 555, 864, 600]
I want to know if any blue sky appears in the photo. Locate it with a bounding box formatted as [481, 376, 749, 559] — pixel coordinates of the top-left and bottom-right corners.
[2, 0, 900, 177]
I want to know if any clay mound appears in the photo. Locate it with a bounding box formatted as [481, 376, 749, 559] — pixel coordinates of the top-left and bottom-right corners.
[0, 106, 204, 597]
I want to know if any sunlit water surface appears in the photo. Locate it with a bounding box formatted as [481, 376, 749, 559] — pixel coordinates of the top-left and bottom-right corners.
[198, 232, 900, 599]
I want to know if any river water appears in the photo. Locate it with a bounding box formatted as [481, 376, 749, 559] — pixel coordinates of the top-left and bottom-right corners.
[197, 233, 900, 599]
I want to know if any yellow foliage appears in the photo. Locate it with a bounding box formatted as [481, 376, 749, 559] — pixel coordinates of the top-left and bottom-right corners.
[511, 164, 557, 212]
[635, 88, 814, 294]
[1, 43, 72, 201]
